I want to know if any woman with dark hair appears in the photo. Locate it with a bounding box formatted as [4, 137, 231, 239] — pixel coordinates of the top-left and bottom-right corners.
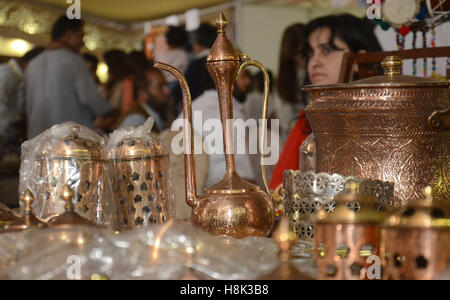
[274, 23, 308, 144]
[269, 14, 382, 190]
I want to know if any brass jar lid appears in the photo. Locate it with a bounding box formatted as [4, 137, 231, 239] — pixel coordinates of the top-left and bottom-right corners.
[385, 187, 450, 229]
[206, 13, 240, 63]
[112, 136, 167, 160]
[47, 186, 97, 228]
[2, 190, 46, 232]
[304, 56, 449, 91]
[40, 124, 106, 160]
[315, 183, 385, 225]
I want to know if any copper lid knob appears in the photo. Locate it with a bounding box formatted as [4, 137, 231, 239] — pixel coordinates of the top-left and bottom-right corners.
[206, 12, 240, 63]
[381, 56, 403, 76]
[216, 12, 227, 33]
[47, 185, 97, 228]
[22, 189, 34, 213]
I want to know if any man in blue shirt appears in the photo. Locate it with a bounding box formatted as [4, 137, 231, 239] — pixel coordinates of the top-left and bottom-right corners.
[24, 16, 112, 139]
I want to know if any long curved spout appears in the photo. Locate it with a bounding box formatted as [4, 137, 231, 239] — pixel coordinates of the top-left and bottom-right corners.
[154, 61, 198, 208]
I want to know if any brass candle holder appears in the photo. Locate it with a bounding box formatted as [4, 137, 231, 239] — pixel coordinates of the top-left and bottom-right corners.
[383, 187, 450, 280]
[313, 184, 385, 280]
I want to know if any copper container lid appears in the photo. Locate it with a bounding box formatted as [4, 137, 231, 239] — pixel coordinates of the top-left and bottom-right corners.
[47, 186, 98, 228]
[304, 56, 450, 91]
[385, 187, 450, 229]
[206, 13, 240, 63]
[316, 184, 386, 225]
[3, 190, 46, 232]
[112, 137, 167, 159]
[40, 125, 106, 160]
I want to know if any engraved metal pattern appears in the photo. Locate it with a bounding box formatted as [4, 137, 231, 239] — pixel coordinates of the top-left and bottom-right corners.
[283, 170, 393, 242]
[114, 141, 170, 230]
[305, 84, 450, 210]
[314, 223, 382, 280]
[384, 228, 450, 280]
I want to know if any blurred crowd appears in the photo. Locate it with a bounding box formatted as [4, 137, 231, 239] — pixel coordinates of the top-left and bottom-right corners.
[0, 13, 382, 206]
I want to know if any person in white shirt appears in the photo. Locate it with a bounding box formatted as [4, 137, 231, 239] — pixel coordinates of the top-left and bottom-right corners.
[0, 47, 44, 149]
[24, 16, 112, 139]
[115, 67, 174, 133]
[173, 67, 256, 188]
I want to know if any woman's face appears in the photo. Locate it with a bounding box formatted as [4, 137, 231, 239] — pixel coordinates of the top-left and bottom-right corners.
[307, 27, 350, 85]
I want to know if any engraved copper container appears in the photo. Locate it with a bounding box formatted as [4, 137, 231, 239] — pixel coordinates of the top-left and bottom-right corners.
[284, 170, 393, 248]
[34, 124, 119, 228]
[383, 187, 450, 280]
[304, 56, 450, 210]
[111, 134, 172, 230]
[314, 187, 385, 280]
[154, 13, 275, 238]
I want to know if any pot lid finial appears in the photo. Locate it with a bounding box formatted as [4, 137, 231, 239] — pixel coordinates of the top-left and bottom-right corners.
[381, 56, 403, 76]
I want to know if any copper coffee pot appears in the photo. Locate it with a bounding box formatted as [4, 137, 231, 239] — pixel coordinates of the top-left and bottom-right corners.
[154, 13, 275, 238]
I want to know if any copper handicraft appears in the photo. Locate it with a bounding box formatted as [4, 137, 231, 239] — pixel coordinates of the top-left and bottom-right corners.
[31, 124, 120, 227]
[383, 187, 450, 280]
[283, 170, 393, 243]
[304, 56, 450, 209]
[154, 13, 275, 238]
[111, 133, 171, 229]
[313, 184, 386, 280]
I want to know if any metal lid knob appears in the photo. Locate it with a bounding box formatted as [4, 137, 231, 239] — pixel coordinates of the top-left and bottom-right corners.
[381, 56, 403, 76]
[22, 189, 34, 214]
[47, 185, 97, 228]
[216, 12, 227, 33]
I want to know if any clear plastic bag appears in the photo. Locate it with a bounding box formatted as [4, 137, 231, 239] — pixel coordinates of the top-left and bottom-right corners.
[0, 221, 280, 280]
[19, 122, 121, 229]
[107, 118, 175, 229]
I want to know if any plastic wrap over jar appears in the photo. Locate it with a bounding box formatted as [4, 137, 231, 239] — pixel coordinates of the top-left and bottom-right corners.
[108, 118, 174, 230]
[19, 122, 121, 229]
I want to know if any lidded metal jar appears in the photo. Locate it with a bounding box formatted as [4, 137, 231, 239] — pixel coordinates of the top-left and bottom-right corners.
[383, 187, 450, 280]
[108, 120, 174, 230]
[19, 122, 120, 228]
[304, 56, 450, 209]
[314, 185, 386, 280]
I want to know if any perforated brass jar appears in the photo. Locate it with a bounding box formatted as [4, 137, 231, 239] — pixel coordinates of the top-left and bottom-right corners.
[314, 187, 385, 280]
[383, 187, 450, 280]
[304, 56, 450, 210]
[111, 134, 173, 230]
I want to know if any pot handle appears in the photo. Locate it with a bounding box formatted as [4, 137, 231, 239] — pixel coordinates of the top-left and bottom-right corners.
[237, 53, 271, 196]
[428, 108, 450, 131]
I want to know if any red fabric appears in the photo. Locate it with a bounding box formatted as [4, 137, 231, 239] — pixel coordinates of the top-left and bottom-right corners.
[269, 110, 312, 189]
